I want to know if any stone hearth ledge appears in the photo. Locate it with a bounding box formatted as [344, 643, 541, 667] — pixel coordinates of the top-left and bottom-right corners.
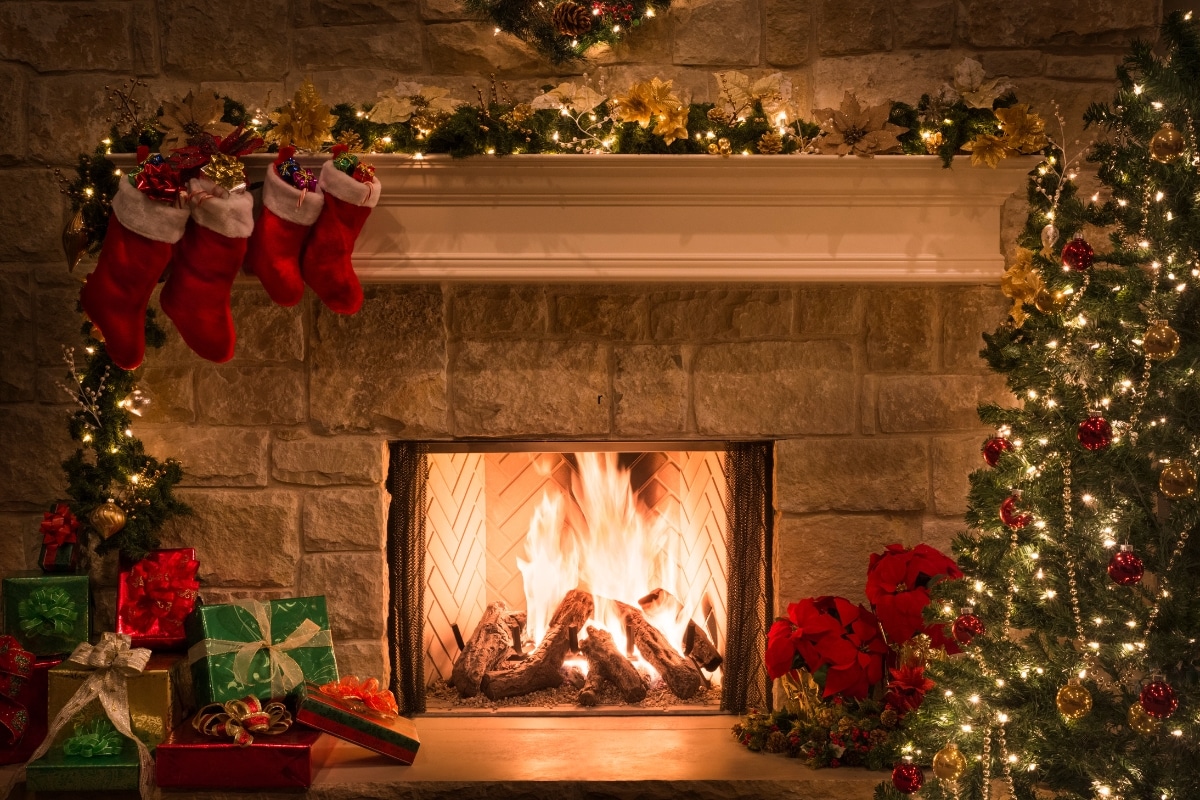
[5, 716, 886, 799]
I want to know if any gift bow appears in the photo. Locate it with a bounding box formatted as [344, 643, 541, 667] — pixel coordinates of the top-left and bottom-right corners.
[62, 718, 124, 758]
[187, 598, 331, 698]
[121, 550, 200, 638]
[40, 503, 79, 548]
[18, 587, 79, 638]
[193, 695, 292, 746]
[17, 633, 154, 800]
[319, 676, 399, 717]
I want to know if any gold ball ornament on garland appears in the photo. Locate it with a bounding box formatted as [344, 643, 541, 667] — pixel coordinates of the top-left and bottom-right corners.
[89, 499, 127, 539]
[1128, 701, 1161, 735]
[1034, 288, 1068, 313]
[932, 741, 968, 783]
[1143, 319, 1180, 360]
[551, 1, 593, 36]
[1056, 679, 1093, 720]
[1149, 122, 1187, 164]
[1160, 458, 1198, 499]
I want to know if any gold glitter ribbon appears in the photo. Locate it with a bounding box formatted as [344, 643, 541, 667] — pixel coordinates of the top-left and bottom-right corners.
[193, 695, 292, 746]
[200, 153, 247, 193]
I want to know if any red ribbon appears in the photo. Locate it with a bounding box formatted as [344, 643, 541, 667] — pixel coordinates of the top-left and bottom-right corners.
[0, 636, 34, 745]
[39, 503, 79, 565]
[318, 676, 398, 717]
[120, 551, 200, 638]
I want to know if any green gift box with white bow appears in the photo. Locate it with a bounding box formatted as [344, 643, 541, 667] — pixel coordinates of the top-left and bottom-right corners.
[2, 572, 90, 657]
[185, 596, 339, 706]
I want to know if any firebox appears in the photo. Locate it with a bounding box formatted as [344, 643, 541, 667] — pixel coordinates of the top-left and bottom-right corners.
[384, 442, 773, 716]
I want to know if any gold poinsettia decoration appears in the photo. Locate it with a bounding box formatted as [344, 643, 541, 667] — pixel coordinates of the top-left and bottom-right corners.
[265, 78, 337, 152]
[1000, 248, 1045, 326]
[963, 104, 1048, 168]
[813, 92, 908, 157]
[653, 105, 689, 146]
[713, 71, 797, 125]
[611, 78, 689, 145]
[157, 91, 235, 154]
[371, 82, 460, 124]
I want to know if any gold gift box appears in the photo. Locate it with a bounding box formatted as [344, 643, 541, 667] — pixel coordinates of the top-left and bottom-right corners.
[47, 653, 193, 750]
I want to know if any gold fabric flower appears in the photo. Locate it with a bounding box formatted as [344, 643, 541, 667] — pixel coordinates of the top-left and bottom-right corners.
[157, 91, 235, 154]
[611, 77, 680, 128]
[813, 92, 908, 157]
[1000, 248, 1045, 326]
[372, 83, 460, 124]
[265, 79, 337, 152]
[962, 133, 1008, 168]
[994, 104, 1048, 153]
[653, 105, 689, 145]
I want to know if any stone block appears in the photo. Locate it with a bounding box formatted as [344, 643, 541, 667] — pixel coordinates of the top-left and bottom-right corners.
[891, 0, 955, 48]
[673, 0, 762, 66]
[310, 286, 449, 435]
[979, 50, 1045, 79]
[941, 286, 1006, 372]
[299, 553, 386, 639]
[932, 435, 983, 516]
[28, 75, 122, 164]
[272, 437, 385, 486]
[765, 0, 812, 67]
[552, 288, 649, 340]
[161, 490, 300, 588]
[297, 23, 426, 73]
[775, 513, 923, 605]
[196, 366, 306, 426]
[774, 438, 928, 513]
[647, 288, 791, 341]
[161, 0, 290, 80]
[303, 487, 386, 552]
[231, 290, 305, 362]
[332, 640, 390, 684]
[452, 341, 610, 437]
[817, 0, 891, 55]
[0, 65, 27, 164]
[1044, 54, 1123, 82]
[959, 0, 1157, 48]
[0, 272, 34, 402]
[796, 287, 863, 336]
[0, 3, 132, 72]
[866, 287, 936, 372]
[693, 341, 856, 435]
[0, 406, 73, 512]
[811, 50, 958, 109]
[135, 367, 195, 424]
[876, 374, 1011, 433]
[451, 286, 547, 339]
[614, 345, 688, 436]
[140, 426, 269, 488]
[0, 171, 63, 261]
[301, 69, 409, 107]
[921, 516, 965, 555]
[420, 0, 474, 20]
[292, 0, 418, 26]
[131, 1, 159, 74]
[34, 285, 82, 367]
[427, 22, 545, 75]
[0, 513, 42, 576]
[586, 12, 673, 66]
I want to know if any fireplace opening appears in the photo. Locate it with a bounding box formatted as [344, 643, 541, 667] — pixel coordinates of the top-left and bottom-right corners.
[385, 442, 773, 717]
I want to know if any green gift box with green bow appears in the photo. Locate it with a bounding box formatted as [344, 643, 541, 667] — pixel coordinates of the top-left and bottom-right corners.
[185, 596, 339, 706]
[2, 572, 90, 657]
[26, 719, 140, 792]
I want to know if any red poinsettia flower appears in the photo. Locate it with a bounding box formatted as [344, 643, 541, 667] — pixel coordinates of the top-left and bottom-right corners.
[884, 662, 935, 714]
[808, 597, 889, 700]
[765, 597, 843, 679]
[865, 543, 962, 645]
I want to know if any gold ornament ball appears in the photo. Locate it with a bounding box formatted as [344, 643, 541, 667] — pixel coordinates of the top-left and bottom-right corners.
[932, 741, 968, 783]
[1034, 288, 1068, 313]
[1159, 458, 1198, 500]
[1128, 701, 1161, 736]
[1143, 319, 1180, 361]
[1057, 681, 1093, 720]
[89, 499, 126, 539]
[1149, 122, 1187, 164]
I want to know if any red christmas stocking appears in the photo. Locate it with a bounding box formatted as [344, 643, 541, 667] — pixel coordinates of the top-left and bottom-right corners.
[243, 147, 323, 307]
[159, 177, 255, 363]
[300, 155, 381, 315]
[80, 177, 190, 370]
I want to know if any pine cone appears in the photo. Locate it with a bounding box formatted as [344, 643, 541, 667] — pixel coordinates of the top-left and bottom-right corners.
[764, 731, 788, 753]
[707, 106, 734, 126]
[552, 1, 593, 37]
[757, 131, 784, 155]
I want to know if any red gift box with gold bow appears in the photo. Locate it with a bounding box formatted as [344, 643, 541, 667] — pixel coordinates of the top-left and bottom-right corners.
[116, 548, 200, 650]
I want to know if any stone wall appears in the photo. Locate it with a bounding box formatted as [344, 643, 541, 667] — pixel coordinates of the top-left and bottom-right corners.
[0, 0, 1162, 683]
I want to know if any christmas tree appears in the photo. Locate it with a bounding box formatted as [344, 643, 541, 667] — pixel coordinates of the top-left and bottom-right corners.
[888, 12, 1200, 800]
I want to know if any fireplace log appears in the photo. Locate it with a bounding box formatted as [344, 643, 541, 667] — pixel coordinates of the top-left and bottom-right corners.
[580, 625, 647, 704]
[549, 589, 595, 630]
[560, 664, 587, 689]
[615, 601, 703, 700]
[451, 601, 515, 698]
[481, 623, 571, 700]
[638, 588, 684, 621]
[683, 620, 724, 672]
[578, 671, 606, 707]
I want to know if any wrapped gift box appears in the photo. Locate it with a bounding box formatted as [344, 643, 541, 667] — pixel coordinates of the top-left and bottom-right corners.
[38, 503, 81, 573]
[155, 722, 327, 789]
[0, 656, 60, 765]
[26, 733, 140, 792]
[2, 573, 89, 657]
[116, 548, 200, 650]
[47, 653, 190, 751]
[296, 682, 420, 765]
[185, 596, 338, 706]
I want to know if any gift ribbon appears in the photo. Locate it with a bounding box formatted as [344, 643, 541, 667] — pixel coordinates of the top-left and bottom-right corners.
[193, 695, 292, 746]
[121, 550, 200, 639]
[186, 599, 332, 698]
[10, 633, 154, 800]
[319, 676, 399, 717]
[39, 503, 79, 566]
[62, 718, 123, 758]
[18, 587, 79, 638]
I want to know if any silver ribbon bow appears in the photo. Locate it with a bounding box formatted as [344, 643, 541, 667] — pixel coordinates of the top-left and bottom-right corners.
[187, 598, 331, 699]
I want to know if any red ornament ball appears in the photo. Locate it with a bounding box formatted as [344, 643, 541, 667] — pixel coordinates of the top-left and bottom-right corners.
[1000, 495, 1031, 530]
[1077, 415, 1113, 451]
[953, 611, 986, 645]
[1140, 680, 1179, 719]
[1061, 235, 1094, 272]
[891, 761, 924, 794]
[983, 437, 1014, 467]
[1107, 545, 1144, 586]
